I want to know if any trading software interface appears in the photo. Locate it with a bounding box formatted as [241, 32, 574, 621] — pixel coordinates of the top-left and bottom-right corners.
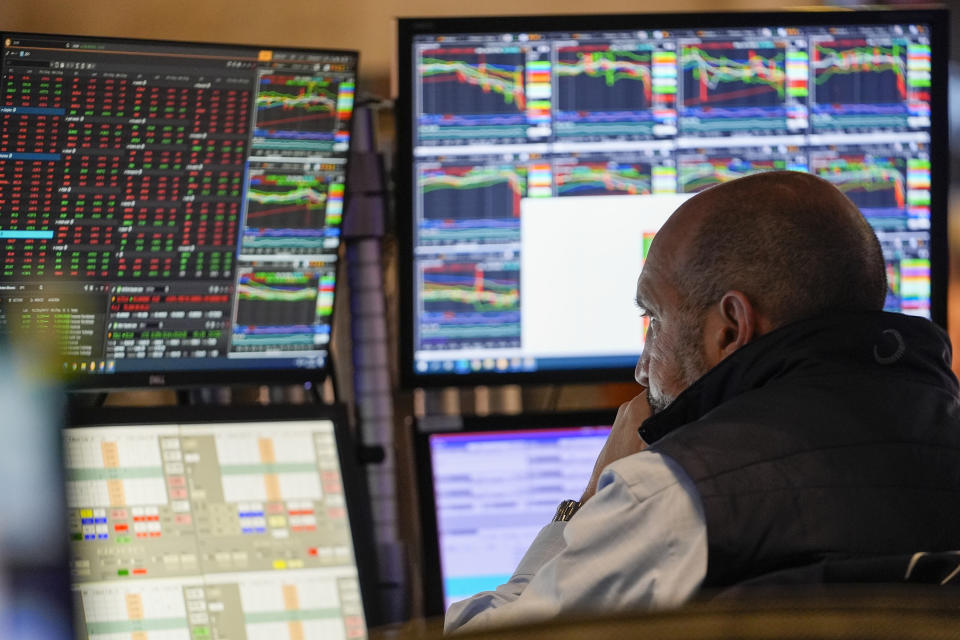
[409, 21, 935, 376]
[65, 419, 367, 640]
[428, 426, 609, 608]
[0, 34, 356, 378]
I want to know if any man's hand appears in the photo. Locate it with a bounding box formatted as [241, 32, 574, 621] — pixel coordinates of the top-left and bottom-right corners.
[580, 390, 652, 503]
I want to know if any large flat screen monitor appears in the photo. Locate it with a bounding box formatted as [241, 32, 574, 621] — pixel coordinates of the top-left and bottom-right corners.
[66, 404, 377, 639]
[0, 33, 357, 388]
[414, 410, 615, 615]
[397, 9, 949, 387]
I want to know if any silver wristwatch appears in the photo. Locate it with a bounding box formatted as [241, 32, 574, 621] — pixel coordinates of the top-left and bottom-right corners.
[553, 499, 581, 522]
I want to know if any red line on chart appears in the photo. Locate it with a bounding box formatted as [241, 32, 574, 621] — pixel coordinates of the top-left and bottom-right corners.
[685, 83, 779, 107]
[257, 112, 335, 127]
[247, 204, 324, 219]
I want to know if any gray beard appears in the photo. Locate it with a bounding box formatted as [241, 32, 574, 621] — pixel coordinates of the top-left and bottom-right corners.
[646, 353, 708, 416]
[648, 321, 710, 415]
[646, 388, 673, 415]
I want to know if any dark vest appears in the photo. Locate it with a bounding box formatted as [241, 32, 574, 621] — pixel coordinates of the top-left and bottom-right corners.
[640, 312, 960, 589]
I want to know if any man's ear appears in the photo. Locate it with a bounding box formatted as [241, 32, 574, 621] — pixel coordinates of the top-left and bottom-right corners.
[704, 290, 763, 365]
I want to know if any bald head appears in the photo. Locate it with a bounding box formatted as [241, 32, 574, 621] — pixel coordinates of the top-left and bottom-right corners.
[660, 171, 887, 328]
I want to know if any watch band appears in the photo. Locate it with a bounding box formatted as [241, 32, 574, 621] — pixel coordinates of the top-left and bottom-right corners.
[553, 499, 581, 522]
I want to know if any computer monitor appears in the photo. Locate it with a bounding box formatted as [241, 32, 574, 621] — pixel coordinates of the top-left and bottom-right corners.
[0, 349, 73, 639]
[65, 404, 377, 639]
[0, 33, 358, 388]
[414, 410, 615, 614]
[396, 9, 949, 387]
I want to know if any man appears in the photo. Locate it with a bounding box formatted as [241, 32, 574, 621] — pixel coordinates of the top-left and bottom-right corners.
[445, 171, 960, 633]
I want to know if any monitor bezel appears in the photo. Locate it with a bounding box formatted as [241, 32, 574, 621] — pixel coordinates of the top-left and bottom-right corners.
[396, 8, 950, 389]
[412, 409, 617, 616]
[66, 402, 382, 630]
[0, 30, 360, 391]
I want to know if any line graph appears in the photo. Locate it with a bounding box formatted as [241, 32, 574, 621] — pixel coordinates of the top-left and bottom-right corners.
[679, 41, 797, 135]
[421, 166, 525, 217]
[555, 162, 652, 197]
[246, 172, 330, 230]
[682, 44, 786, 108]
[419, 165, 526, 245]
[813, 40, 907, 104]
[556, 46, 653, 112]
[236, 271, 319, 327]
[419, 261, 521, 349]
[241, 228, 331, 253]
[553, 44, 674, 138]
[678, 156, 797, 193]
[810, 38, 910, 130]
[418, 218, 520, 246]
[419, 310, 522, 344]
[812, 154, 907, 225]
[420, 49, 526, 115]
[422, 270, 519, 313]
[256, 75, 340, 136]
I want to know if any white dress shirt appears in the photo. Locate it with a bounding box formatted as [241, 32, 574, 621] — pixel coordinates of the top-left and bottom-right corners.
[444, 451, 708, 634]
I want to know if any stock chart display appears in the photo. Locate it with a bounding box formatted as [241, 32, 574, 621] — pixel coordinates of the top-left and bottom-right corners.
[0, 34, 357, 384]
[407, 17, 940, 379]
[554, 152, 677, 197]
[418, 160, 531, 246]
[555, 43, 677, 138]
[679, 40, 808, 135]
[419, 258, 522, 356]
[418, 46, 541, 142]
[677, 147, 809, 193]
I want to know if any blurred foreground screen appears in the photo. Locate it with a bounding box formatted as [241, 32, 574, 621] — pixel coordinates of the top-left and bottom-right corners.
[0, 347, 73, 638]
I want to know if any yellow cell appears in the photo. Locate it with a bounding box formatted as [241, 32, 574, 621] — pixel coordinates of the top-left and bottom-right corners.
[273, 560, 287, 570]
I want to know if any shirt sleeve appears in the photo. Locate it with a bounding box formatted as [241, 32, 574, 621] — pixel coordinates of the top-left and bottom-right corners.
[443, 452, 707, 634]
